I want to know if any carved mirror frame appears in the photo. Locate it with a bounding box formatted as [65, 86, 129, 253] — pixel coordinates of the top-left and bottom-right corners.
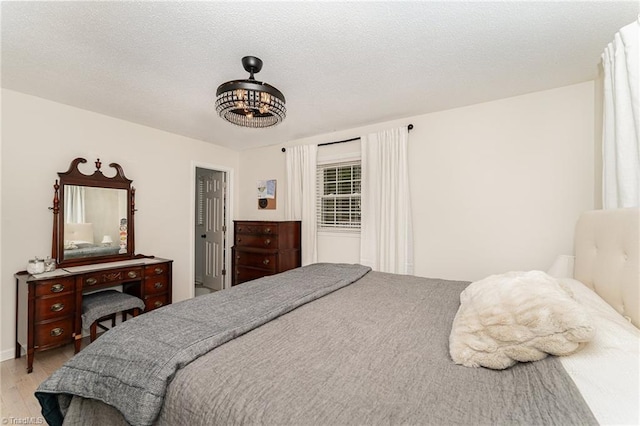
[52, 158, 136, 267]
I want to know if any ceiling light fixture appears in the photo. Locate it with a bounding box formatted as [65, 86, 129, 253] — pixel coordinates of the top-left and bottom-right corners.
[215, 56, 286, 128]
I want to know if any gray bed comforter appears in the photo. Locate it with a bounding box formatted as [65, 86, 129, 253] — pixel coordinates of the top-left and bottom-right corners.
[36, 263, 371, 426]
[40, 264, 598, 426]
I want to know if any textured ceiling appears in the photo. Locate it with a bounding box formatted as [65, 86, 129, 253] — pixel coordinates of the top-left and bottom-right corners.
[2, 2, 638, 151]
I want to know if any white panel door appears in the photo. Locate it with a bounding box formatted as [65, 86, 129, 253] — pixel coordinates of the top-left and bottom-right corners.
[197, 169, 225, 291]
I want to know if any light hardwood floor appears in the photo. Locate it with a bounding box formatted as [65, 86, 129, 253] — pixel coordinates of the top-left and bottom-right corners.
[1, 340, 85, 422]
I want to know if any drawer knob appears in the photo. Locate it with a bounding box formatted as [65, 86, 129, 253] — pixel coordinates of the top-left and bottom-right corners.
[51, 283, 65, 293]
[154, 267, 164, 275]
[128, 271, 138, 278]
[265, 228, 271, 233]
[50, 303, 64, 312]
[154, 301, 163, 308]
[264, 239, 271, 246]
[85, 278, 98, 286]
[50, 327, 64, 337]
[154, 282, 163, 289]
[237, 227, 243, 232]
[237, 238, 242, 243]
[263, 259, 270, 265]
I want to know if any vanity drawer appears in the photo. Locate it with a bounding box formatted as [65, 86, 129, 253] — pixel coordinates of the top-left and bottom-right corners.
[34, 277, 75, 297]
[235, 234, 278, 248]
[35, 317, 74, 348]
[82, 267, 143, 287]
[34, 293, 75, 322]
[145, 294, 168, 312]
[235, 251, 277, 271]
[145, 263, 169, 278]
[144, 275, 168, 296]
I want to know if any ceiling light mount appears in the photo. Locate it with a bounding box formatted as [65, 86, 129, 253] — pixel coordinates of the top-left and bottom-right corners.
[242, 56, 262, 79]
[215, 56, 286, 128]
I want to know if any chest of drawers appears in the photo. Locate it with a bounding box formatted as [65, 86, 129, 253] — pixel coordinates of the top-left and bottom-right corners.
[15, 257, 172, 373]
[232, 221, 301, 286]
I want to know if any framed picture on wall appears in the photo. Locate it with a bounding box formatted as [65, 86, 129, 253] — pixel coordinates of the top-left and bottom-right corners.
[257, 179, 276, 209]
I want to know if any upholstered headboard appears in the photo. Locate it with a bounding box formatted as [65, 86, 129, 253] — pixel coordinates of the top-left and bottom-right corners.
[64, 222, 94, 244]
[574, 208, 639, 328]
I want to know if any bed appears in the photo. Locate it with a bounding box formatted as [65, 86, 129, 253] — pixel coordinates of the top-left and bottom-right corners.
[36, 208, 639, 425]
[63, 222, 120, 259]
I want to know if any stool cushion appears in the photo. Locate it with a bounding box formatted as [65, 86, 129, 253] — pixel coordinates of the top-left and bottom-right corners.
[82, 290, 145, 329]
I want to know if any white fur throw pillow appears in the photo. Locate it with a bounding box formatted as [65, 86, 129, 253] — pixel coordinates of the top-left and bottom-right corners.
[449, 271, 595, 370]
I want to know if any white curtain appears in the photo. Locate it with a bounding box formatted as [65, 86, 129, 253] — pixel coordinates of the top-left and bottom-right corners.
[360, 127, 414, 274]
[285, 145, 318, 265]
[602, 18, 640, 208]
[64, 185, 85, 224]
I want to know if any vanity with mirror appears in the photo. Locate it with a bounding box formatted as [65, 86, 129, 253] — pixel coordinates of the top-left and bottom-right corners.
[15, 158, 173, 373]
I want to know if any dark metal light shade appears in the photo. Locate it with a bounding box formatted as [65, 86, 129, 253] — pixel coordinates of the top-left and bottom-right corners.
[215, 56, 286, 128]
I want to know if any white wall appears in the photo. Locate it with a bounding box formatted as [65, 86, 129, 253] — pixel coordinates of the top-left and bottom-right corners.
[238, 82, 595, 280]
[0, 89, 240, 359]
[594, 66, 604, 209]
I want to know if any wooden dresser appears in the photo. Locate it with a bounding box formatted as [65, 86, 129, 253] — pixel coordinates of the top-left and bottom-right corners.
[15, 257, 172, 373]
[232, 221, 301, 286]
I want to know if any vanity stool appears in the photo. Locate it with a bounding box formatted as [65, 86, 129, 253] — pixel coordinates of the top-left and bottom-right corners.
[82, 290, 145, 342]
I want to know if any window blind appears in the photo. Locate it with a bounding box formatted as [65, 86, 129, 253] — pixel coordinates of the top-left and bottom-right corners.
[316, 161, 361, 230]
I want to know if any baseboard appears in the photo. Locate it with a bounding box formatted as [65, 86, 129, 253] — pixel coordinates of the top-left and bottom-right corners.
[1, 345, 22, 362]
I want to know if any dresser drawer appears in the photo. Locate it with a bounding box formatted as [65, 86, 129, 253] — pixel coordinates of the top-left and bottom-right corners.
[34, 277, 75, 297]
[82, 267, 143, 288]
[236, 223, 277, 235]
[235, 251, 277, 271]
[35, 317, 74, 348]
[235, 234, 278, 248]
[234, 266, 276, 285]
[145, 294, 168, 312]
[144, 275, 168, 296]
[34, 293, 75, 322]
[145, 263, 169, 278]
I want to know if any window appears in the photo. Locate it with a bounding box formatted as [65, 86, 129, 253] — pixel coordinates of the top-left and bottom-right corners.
[317, 161, 361, 230]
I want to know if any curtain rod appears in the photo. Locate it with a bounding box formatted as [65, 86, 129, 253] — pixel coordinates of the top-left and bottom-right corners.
[281, 124, 413, 153]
